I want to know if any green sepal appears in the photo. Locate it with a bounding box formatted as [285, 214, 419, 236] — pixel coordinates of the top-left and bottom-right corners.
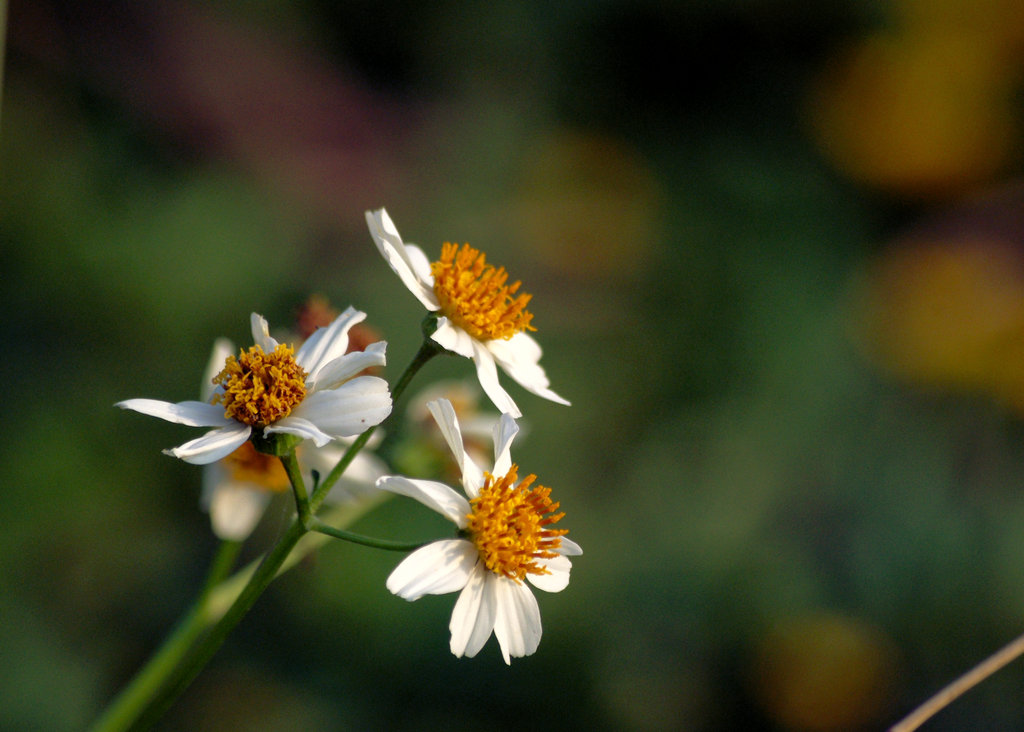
[250, 430, 302, 457]
[421, 312, 440, 338]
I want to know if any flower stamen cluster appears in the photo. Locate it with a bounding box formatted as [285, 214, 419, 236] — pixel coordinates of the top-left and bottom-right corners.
[211, 344, 307, 426]
[467, 464, 567, 582]
[431, 243, 535, 342]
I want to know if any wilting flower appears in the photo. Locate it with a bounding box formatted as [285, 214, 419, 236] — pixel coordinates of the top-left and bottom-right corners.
[377, 398, 580, 663]
[117, 307, 392, 464]
[365, 208, 569, 418]
[195, 338, 388, 540]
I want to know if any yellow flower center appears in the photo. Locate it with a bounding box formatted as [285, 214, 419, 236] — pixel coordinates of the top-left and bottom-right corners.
[431, 243, 535, 341]
[223, 441, 291, 492]
[466, 464, 567, 583]
[211, 344, 307, 426]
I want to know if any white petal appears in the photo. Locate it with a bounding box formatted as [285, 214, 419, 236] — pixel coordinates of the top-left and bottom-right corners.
[385, 539, 478, 600]
[405, 242, 435, 283]
[469, 341, 522, 419]
[116, 399, 233, 428]
[558, 537, 583, 556]
[450, 566, 497, 659]
[492, 576, 542, 664]
[365, 209, 439, 311]
[488, 332, 570, 406]
[426, 398, 485, 499]
[491, 413, 519, 476]
[296, 306, 365, 380]
[430, 319, 475, 359]
[165, 424, 251, 464]
[526, 554, 573, 593]
[201, 338, 235, 401]
[263, 416, 334, 447]
[374, 476, 471, 527]
[249, 313, 279, 352]
[305, 341, 387, 392]
[282, 377, 392, 439]
[207, 483, 272, 541]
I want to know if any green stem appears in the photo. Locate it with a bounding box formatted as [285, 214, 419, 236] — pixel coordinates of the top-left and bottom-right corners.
[307, 517, 426, 551]
[310, 337, 443, 511]
[280, 450, 312, 526]
[129, 520, 308, 731]
[89, 540, 242, 732]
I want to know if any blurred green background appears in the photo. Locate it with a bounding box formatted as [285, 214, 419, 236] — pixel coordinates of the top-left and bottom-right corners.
[7, 1, 1024, 730]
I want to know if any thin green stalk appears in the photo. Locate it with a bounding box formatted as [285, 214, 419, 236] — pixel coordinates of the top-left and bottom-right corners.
[280, 450, 312, 525]
[89, 540, 242, 732]
[307, 516, 426, 551]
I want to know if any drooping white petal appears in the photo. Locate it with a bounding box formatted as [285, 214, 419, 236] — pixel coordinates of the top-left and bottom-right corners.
[365, 209, 439, 311]
[430, 318, 475, 359]
[249, 313, 279, 352]
[526, 554, 573, 593]
[468, 340, 522, 419]
[450, 566, 497, 659]
[165, 423, 251, 464]
[374, 476, 471, 527]
[296, 306, 365, 382]
[491, 413, 519, 476]
[262, 415, 334, 446]
[492, 576, 542, 664]
[283, 377, 392, 439]
[305, 341, 387, 392]
[558, 536, 583, 556]
[201, 338, 235, 402]
[386, 539, 478, 601]
[208, 482, 272, 541]
[116, 399, 234, 428]
[487, 332, 571, 406]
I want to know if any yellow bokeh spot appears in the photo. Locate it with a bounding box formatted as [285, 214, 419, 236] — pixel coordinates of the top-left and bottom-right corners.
[808, 30, 1018, 198]
[854, 237, 1024, 410]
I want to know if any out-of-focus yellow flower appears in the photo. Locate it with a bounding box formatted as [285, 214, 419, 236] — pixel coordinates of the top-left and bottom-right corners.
[808, 30, 1019, 199]
[511, 130, 661, 279]
[751, 613, 896, 732]
[853, 235, 1024, 410]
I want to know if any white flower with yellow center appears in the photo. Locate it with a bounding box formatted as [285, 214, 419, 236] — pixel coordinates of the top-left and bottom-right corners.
[377, 398, 581, 664]
[365, 208, 570, 418]
[196, 338, 389, 541]
[117, 307, 392, 465]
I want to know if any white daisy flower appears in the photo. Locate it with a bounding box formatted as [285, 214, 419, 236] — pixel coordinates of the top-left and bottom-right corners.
[195, 337, 388, 541]
[365, 208, 570, 418]
[117, 307, 392, 466]
[377, 398, 581, 664]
